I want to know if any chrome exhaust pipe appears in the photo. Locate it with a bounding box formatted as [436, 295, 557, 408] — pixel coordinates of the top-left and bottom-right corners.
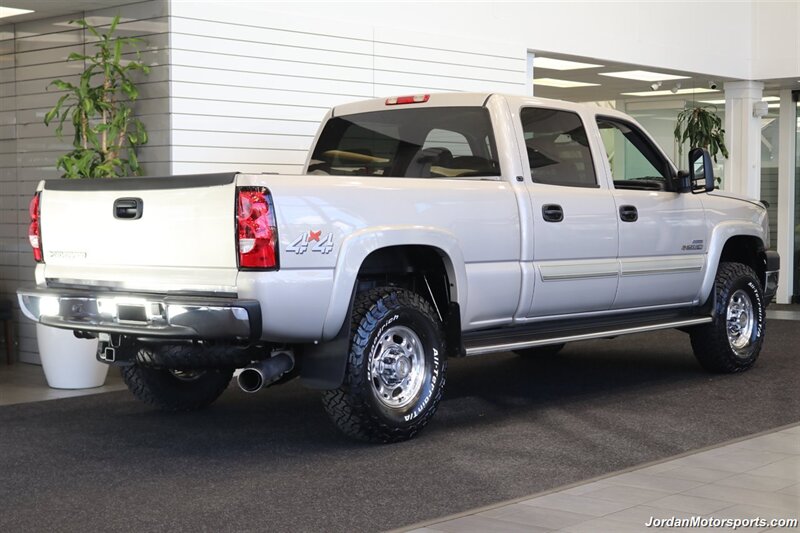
[238, 351, 294, 393]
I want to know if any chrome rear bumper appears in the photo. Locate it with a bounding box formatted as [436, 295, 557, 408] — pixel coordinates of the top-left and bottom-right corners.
[17, 288, 262, 341]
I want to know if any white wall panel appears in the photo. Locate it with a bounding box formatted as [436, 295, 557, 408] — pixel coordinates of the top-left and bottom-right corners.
[170, 49, 374, 83]
[171, 65, 373, 97]
[172, 114, 319, 136]
[168, 5, 527, 175]
[171, 162, 303, 175]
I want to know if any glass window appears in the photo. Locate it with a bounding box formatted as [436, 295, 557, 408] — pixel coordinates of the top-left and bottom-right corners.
[308, 107, 501, 179]
[520, 107, 597, 188]
[423, 128, 472, 156]
[597, 117, 672, 191]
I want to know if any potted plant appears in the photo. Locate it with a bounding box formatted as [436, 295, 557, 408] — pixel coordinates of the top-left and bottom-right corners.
[674, 105, 729, 186]
[37, 15, 149, 389]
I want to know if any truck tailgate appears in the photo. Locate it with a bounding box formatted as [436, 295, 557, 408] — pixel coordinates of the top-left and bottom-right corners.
[39, 174, 238, 291]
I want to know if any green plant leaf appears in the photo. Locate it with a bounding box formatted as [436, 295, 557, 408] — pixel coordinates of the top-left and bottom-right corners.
[44, 15, 150, 178]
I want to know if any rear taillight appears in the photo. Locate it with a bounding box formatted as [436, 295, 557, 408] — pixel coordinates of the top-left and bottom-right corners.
[28, 192, 43, 263]
[236, 187, 278, 270]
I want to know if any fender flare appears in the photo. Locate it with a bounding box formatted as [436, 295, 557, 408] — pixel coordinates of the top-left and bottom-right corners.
[320, 225, 468, 340]
[697, 221, 766, 304]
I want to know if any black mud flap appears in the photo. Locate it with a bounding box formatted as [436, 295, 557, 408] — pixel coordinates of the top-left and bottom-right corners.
[296, 292, 355, 390]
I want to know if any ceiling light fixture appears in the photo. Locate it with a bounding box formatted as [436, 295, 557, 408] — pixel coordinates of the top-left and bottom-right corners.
[650, 81, 663, 91]
[670, 83, 682, 94]
[600, 70, 690, 82]
[533, 78, 600, 88]
[622, 88, 720, 97]
[699, 96, 780, 105]
[0, 6, 34, 19]
[532, 57, 604, 71]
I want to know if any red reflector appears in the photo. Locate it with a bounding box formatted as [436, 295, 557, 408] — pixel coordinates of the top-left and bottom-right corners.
[28, 193, 43, 263]
[236, 187, 278, 270]
[385, 94, 430, 105]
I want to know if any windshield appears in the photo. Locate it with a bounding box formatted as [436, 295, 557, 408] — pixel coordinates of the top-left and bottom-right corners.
[308, 107, 501, 179]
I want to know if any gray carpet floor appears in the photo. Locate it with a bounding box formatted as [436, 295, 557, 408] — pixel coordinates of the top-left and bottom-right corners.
[1, 320, 798, 532]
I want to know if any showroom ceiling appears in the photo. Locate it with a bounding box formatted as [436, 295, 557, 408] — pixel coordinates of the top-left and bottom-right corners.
[531, 51, 798, 103]
[0, 1, 133, 23]
[530, 51, 741, 103]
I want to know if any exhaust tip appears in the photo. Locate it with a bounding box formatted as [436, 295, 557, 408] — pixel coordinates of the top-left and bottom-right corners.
[237, 368, 264, 393]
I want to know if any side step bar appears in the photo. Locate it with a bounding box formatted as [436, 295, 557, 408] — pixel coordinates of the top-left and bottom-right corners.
[464, 317, 712, 357]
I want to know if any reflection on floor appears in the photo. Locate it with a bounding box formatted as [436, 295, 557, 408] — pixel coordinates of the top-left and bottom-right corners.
[0, 362, 125, 407]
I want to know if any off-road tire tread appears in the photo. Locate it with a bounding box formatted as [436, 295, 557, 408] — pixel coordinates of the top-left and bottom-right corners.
[121, 365, 233, 412]
[690, 262, 764, 374]
[321, 287, 447, 443]
[134, 343, 254, 369]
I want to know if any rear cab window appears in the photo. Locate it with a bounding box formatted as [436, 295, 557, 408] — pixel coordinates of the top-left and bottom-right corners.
[308, 107, 501, 179]
[519, 107, 598, 188]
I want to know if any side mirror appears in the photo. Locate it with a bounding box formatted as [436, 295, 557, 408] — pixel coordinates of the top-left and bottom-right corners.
[683, 147, 714, 193]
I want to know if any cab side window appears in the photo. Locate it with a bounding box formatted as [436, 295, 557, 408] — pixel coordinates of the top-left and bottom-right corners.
[520, 107, 597, 188]
[596, 117, 672, 191]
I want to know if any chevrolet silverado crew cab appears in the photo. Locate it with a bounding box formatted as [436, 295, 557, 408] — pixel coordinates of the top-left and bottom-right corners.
[18, 93, 780, 443]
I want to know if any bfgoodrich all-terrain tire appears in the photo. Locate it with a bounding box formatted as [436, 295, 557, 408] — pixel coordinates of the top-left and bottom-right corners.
[121, 365, 233, 412]
[322, 287, 447, 443]
[689, 262, 765, 373]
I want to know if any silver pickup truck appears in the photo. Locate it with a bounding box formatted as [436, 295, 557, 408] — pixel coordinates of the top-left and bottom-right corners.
[18, 93, 779, 443]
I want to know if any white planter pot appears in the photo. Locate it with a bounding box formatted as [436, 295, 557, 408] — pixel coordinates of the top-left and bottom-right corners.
[36, 324, 108, 389]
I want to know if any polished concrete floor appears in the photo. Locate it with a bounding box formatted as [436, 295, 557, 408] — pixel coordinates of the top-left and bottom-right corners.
[0, 361, 125, 407]
[404, 425, 800, 532]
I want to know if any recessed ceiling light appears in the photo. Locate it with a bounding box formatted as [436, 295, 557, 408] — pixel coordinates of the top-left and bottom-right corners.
[533, 57, 603, 70]
[621, 88, 719, 97]
[0, 6, 34, 19]
[534, 78, 600, 88]
[601, 70, 690, 82]
[699, 96, 780, 105]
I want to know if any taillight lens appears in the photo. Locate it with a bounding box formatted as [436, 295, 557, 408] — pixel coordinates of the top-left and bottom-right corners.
[28, 192, 43, 263]
[236, 187, 278, 270]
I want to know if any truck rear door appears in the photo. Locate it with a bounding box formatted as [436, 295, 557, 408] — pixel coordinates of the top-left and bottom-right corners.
[517, 105, 620, 317]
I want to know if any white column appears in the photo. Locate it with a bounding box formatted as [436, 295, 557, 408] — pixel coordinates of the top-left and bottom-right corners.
[723, 81, 764, 198]
[776, 90, 796, 304]
[526, 52, 534, 97]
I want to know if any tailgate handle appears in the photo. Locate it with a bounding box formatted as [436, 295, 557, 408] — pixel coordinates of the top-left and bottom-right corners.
[114, 198, 143, 220]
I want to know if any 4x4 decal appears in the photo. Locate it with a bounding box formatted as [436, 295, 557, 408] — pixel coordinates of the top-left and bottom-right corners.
[287, 230, 334, 255]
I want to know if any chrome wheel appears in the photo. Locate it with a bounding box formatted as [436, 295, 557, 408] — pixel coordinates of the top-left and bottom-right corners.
[726, 289, 755, 357]
[369, 325, 426, 409]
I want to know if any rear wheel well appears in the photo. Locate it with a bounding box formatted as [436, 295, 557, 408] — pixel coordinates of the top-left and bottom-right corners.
[356, 245, 463, 357]
[356, 245, 452, 315]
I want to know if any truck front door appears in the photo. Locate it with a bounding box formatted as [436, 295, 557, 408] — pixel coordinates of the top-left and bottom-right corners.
[595, 116, 706, 309]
